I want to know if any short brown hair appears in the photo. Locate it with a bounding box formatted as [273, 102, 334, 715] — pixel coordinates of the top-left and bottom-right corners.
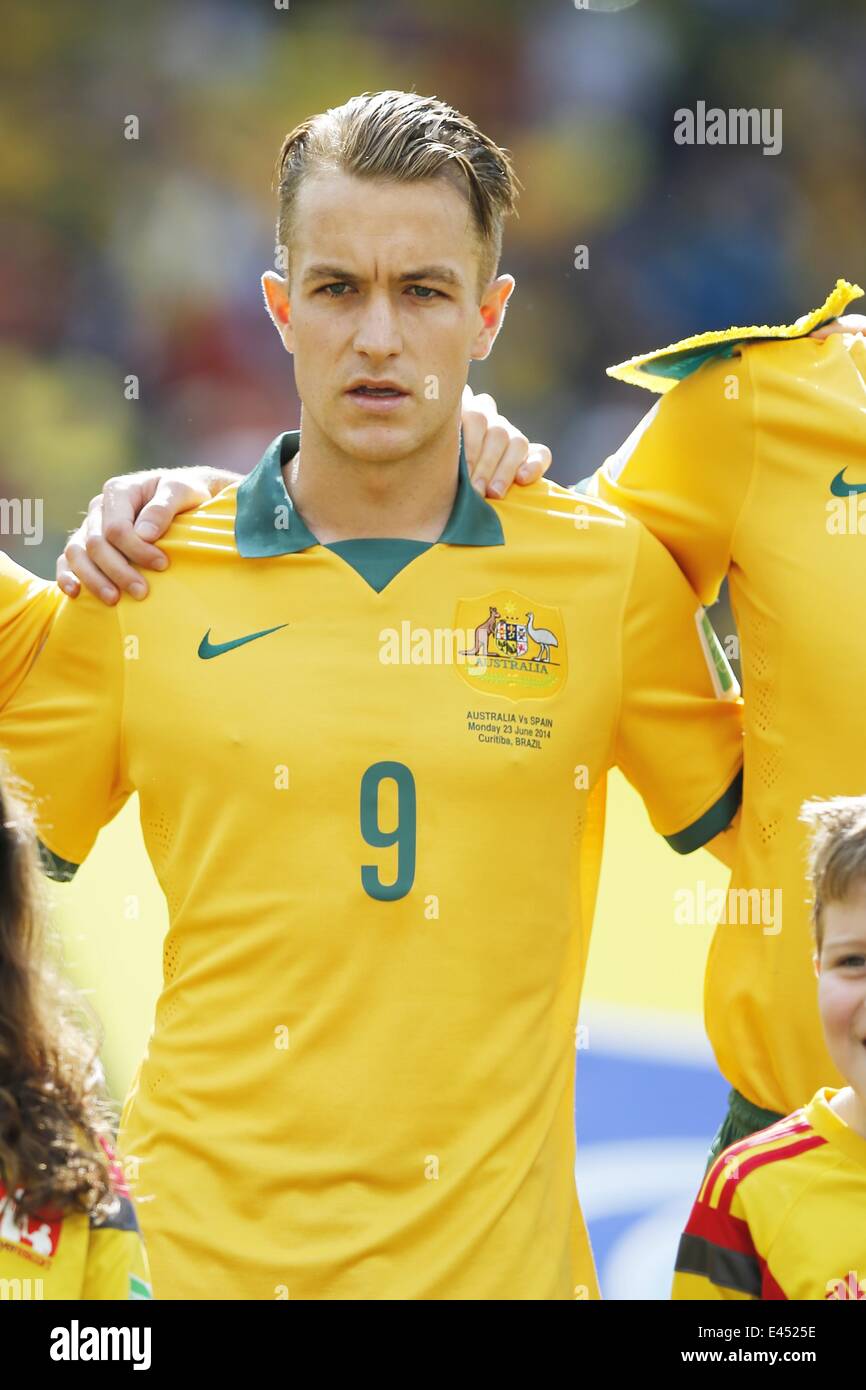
[274, 90, 520, 296]
[800, 796, 866, 953]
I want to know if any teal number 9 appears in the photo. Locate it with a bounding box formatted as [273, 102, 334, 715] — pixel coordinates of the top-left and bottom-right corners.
[360, 761, 416, 901]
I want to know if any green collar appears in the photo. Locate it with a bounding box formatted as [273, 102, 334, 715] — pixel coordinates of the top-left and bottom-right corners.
[235, 430, 504, 558]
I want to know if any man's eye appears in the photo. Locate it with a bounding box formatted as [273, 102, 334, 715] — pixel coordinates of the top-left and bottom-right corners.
[407, 286, 441, 299]
[320, 283, 352, 297]
[838, 955, 866, 968]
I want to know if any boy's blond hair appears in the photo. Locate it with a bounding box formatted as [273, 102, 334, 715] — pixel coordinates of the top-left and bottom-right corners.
[274, 90, 520, 296]
[800, 796, 866, 953]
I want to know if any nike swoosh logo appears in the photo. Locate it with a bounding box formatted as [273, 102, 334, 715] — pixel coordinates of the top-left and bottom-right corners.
[830, 468, 866, 496]
[198, 624, 288, 659]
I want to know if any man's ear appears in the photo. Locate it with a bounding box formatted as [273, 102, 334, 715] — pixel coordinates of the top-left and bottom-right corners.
[261, 271, 293, 353]
[471, 274, 515, 362]
[813, 950, 821, 978]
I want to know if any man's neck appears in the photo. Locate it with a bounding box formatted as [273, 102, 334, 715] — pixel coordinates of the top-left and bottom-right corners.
[281, 413, 463, 545]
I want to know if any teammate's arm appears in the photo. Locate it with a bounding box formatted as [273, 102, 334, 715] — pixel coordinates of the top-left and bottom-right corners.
[0, 553, 63, 711]
[582, 310, 864, 603]
[0, 587, 130, 878]
[581, 352, 756, 606]
[614, 522, 743, 858]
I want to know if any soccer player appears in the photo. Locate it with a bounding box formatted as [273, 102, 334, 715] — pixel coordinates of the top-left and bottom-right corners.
[0, 91, 742, 1300]
[576, 288, 866, 1164]
[0, 766, 152, 1299]
[672, 796, 866, 1301]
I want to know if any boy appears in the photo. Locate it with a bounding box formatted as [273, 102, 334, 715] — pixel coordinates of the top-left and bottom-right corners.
[672, 796, 866, 1300]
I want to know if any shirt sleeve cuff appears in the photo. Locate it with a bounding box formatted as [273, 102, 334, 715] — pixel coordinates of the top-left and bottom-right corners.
[664, 766, 743, 855]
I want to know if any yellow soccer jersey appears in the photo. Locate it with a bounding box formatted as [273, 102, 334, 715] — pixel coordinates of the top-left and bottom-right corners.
[0, 1143, 152, 1300]
[0, 552, 62, 710]
[673, 1088, 866, 1300]
[0, 432, 742, 1300]
[586, 285, 866, 1116]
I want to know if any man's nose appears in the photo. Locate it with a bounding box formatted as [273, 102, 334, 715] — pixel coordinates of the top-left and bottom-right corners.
[353, 292, 402, 357]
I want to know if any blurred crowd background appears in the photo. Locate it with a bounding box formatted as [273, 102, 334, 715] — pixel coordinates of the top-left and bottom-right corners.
[1, 0, 864, 571]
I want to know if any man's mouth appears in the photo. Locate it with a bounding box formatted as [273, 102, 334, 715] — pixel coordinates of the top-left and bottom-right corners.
[347, 384, 407, 397]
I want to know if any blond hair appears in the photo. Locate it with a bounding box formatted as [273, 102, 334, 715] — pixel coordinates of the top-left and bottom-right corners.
[274, 90, 520, 296]
[800, 796, 866, 953]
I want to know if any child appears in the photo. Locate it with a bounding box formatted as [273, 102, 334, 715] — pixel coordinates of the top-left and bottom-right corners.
[672, 795, 866, 1300]
[0, 764, 152, 1299]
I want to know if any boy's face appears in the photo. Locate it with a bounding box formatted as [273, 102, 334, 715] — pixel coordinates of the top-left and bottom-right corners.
[263, 169, 513, 463]
[816, 880, 866, 1098]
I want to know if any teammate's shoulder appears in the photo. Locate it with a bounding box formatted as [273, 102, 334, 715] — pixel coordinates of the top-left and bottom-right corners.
[702, 1108, 828, 1208]
[606, 279, 863, 396]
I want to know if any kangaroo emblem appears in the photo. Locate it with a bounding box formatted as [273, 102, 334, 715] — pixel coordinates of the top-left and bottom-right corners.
[461, 606, 500, 657]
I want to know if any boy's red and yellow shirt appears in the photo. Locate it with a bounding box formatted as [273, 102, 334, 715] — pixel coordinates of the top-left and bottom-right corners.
[673, 1087, 866, 1300]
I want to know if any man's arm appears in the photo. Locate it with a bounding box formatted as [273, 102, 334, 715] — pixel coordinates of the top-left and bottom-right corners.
[0, 552, 64, 711]
[584, 351, 755, 607]
[582, 311, 864, 605]
[0, 586, 130, 877]
[57, 388, 553, 603]
[613, 521, 743, 860]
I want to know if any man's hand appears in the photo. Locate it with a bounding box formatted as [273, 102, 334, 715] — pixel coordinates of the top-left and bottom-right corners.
[57, 468, 241, 603]
[461, 385, 552, 497]
[810, 313, 866, 340]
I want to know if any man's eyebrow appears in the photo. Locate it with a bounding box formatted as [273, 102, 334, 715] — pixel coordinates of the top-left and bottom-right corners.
[301, 264, 465, 287]
[302, 265, 358, 285]
[396, 266, 464, 287]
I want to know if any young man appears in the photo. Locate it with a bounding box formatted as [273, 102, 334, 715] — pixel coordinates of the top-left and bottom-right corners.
[0, 91, 742, 1300]
[672, 796, 866, 1301]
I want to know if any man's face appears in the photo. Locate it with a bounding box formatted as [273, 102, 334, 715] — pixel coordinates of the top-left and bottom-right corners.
[817, 882, 866, 1100]
[269, 170, 510, 463]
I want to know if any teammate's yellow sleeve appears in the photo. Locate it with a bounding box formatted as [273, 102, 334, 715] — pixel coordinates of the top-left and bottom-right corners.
[0, 588, 131, 877]
[614, 523, 743, 852]
[586, 353, 756, 606]
[0, 552, 63, 710]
